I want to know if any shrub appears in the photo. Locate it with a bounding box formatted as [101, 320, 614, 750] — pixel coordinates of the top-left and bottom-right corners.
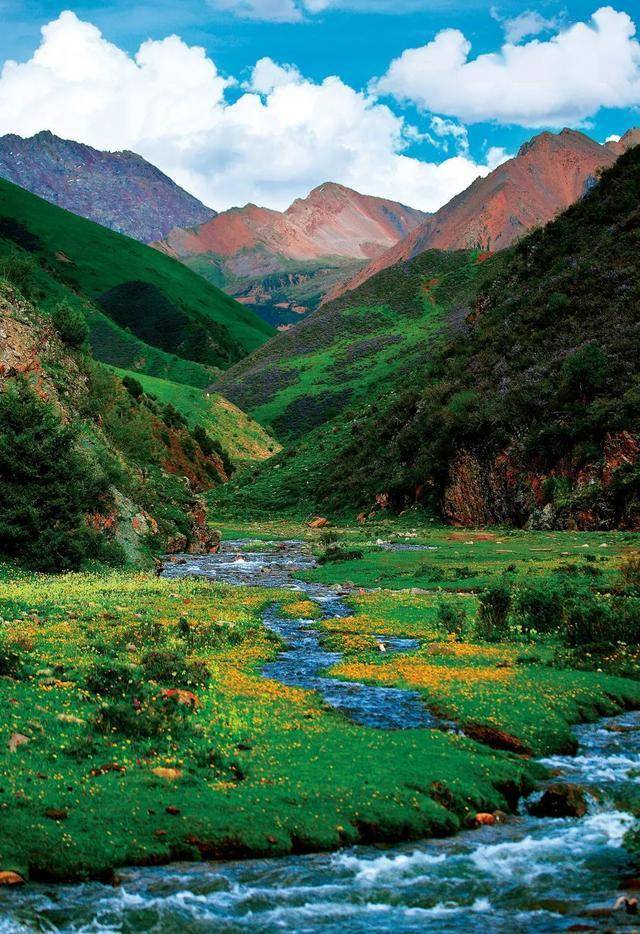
[1, 251, 39, 299]
[476, 581, 512, 642]
[0, 634, 24, 678]
[51, 300, 89, 348]
[85, 659, 144, 698]
[318, 548, 363, 565]
[514, 580, 564, 636]
[122, 375, 144, 399]
[95, 692, 192, 738]
[620, 556, 640, 593]
[564, 591, 612, 648]
[436, 602, 467, 640]
[141, 649, 210, 687]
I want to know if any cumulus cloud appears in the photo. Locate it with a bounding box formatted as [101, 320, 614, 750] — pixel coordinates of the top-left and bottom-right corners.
[375, 6, 640, 127]
[0, 12, 508, 213]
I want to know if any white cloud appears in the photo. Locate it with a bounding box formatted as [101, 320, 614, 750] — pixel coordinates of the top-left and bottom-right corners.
[0, 12, 508, 213]
[375, 6, 640, 127]
[605, 132, 621, 141]
[429, 115, 469, 152]
[491, 8, 561, 44]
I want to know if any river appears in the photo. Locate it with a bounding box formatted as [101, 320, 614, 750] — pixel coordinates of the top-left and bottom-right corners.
[2, 540, 639, 932]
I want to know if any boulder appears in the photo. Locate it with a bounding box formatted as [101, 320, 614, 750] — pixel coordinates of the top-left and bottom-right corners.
[0, 871, 25, 886]
[474, 812, 496, 826]
[528, 783, 588, 819]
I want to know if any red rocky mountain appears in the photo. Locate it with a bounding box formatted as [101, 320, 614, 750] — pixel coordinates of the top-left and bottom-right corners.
[326, 128, 640, 304]
[154, 183, 428, 327]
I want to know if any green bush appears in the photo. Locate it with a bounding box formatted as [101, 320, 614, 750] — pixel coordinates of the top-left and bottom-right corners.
[514, 580, 564, 636]
[141, 649, 210, 687]
[85, 659, 144, 698]
[95, 692, 193, 738]
[51, 300, 89, 348]
[1, 251, 39, 299]
[564, 591, 612, 648]
[436, 602, 467, 640]
[476, 581, 512, 642]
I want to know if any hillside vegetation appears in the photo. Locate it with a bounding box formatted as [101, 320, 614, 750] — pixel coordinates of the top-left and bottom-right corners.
[0, 278, 250, 570]
[217, 146, 640, 530]
[110, 368, 280, 468]
[0, 178, 273, 379]
[214, 250, 492, 442]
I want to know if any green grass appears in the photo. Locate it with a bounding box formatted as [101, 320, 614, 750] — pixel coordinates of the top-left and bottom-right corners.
[0, 177, 274, 373]
[214, 250, 485, 441]
[298, 526, 634, 591]
[110, 368, 281, 467]
[0, 566, 541, 882]
[4, 534, 640, 882]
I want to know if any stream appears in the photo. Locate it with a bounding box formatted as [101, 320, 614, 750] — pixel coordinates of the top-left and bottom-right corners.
[2, 540, 640, 931]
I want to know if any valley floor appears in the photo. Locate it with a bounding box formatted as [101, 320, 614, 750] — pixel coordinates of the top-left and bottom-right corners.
[0, 521, 639, 883]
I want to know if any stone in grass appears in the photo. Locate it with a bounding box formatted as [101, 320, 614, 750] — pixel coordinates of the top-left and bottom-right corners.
[8, 733, 29, 754]
[528, 783, 588, 819]
[0, 871, 25, 886]
[44, 808, 69, 821]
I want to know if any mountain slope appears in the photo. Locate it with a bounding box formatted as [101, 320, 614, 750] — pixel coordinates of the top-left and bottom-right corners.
[328, 128, 638, 303]
[0, 280, 229, 570]
[0, 131, 216, 243]
[217, 144, 640, 530]
[155, 183, 428, 327]
[0, 177, 273, 374]
[110, 368, 280, 467]
[213, 248, 491, 443]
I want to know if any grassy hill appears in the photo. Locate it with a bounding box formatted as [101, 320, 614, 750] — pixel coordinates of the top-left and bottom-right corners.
[214, 249, 493, 442]
[0, 178, 273, 377]
[110, 368, 280, 468]
[0, 278, 237, 571]
[216, 147, 640, 530]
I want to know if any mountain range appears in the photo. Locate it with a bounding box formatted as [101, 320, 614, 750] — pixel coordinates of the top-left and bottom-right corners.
[154, 183, 428, 327]
[326, 128, 640, 303]
[217, 142, 640, 531]
[0, 131, 216, 243]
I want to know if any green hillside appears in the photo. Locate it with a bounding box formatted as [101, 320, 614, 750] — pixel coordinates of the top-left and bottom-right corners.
[0, 279, 233, 571]
[0, 177, 273, 375]
[110, 368, 281, 467]
[214, 249, 491, 442]
[217, 146, 640, 530]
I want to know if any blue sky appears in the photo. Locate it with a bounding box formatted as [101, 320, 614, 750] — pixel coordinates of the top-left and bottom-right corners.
[0, 1, 638, 210]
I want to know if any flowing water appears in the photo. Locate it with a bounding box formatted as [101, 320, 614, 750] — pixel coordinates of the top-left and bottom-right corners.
[3, 541, 640, 932]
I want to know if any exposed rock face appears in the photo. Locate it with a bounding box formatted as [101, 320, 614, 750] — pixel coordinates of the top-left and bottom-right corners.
[328, 128, 640, 303]
[154, 183, 428, 325]
[0, 131, 216, 242]
[158, 183, 427, 264]
[442, 434, 640, 531]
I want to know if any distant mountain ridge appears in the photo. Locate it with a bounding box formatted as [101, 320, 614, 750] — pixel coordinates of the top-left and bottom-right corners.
[154, 183, 429, 327]
[0, 131, 216, 243]
[326, 128, 640, 303]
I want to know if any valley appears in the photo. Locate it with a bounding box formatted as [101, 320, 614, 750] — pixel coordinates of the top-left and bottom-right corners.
[0, 81, 639, 934]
